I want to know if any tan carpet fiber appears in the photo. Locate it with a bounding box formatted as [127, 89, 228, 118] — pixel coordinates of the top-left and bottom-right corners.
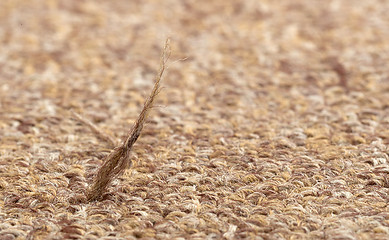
[1, 1, 389, 239]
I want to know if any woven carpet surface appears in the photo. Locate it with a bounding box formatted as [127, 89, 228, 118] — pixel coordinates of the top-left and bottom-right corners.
[1, 1, 389, 239]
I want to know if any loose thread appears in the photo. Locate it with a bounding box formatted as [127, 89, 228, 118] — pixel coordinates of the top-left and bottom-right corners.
[86, 39, 171, 202]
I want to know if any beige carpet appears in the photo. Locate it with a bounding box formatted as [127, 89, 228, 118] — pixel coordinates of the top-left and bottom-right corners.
[1, 0, 389, 239]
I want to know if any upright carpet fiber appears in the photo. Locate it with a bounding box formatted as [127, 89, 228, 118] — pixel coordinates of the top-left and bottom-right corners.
[0, 1, 388, 239]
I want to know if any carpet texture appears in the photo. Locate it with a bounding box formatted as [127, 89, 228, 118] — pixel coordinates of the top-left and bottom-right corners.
[1, 0, 389, 239]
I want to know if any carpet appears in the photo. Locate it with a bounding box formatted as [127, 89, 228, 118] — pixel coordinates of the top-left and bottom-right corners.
[0, 0, 389, 239]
